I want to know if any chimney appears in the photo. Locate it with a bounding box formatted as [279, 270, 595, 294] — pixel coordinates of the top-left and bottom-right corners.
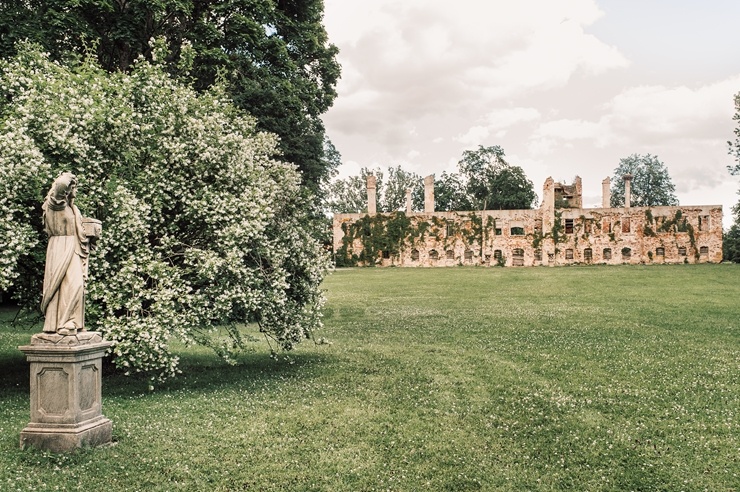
[574, 175, 583, 208]
[405, 188, 412, 213]
[367, 174, 377, 214]
[602, 177, 611, 208]
[423, 175, 435, 213]
[623, 174, 632, 208]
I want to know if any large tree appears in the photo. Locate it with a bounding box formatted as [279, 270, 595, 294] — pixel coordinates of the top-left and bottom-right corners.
[610, 154, 679, 207]
[458, 145, 537, 210]
[0, 43, 328, 382]
[325, 168, 384, 214]
[433, 171, 471, 212]
[326, 166, 426, 214]
[727, 92, 740, 176]
[381, 165, 422, 212]
[726, 92, 740, 262]
[0, 0, 340, 193]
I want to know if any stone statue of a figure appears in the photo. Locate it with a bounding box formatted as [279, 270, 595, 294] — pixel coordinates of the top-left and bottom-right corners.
[40, 172, 100, 336]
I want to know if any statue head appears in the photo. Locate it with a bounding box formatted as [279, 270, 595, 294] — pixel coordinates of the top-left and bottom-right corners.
[45, 172, 77, 211]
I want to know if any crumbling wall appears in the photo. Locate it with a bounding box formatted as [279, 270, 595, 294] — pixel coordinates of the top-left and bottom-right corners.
[332, 176, 723, 267]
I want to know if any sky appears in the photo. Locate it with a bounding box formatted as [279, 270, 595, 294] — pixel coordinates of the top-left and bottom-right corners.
[320, 0, 740, 227]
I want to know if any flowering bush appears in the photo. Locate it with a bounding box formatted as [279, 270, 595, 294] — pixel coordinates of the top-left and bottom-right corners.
[0, 43, 329, 381]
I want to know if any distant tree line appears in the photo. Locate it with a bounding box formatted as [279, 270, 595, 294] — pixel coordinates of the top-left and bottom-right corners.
[327, 145, 539, 214]
[327, 146, 686, 215]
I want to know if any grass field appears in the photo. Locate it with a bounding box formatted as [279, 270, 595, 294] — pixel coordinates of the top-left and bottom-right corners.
[0, 264, 738, 491]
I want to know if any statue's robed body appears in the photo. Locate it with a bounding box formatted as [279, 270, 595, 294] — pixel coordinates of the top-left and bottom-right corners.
[40, 173, 90, 335]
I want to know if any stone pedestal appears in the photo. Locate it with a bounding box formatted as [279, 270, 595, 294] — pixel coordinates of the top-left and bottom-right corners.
[19, 332, 113, 452]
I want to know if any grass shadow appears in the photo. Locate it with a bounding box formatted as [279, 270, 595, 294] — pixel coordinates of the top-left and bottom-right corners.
[103, 350, 334, 397]
[0, 350, 29, 396]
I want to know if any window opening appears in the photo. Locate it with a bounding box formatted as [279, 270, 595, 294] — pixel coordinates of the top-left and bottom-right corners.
[698, 215, 710, 231]
[622, 217, 631, 233]
[512, 248, 524, 266]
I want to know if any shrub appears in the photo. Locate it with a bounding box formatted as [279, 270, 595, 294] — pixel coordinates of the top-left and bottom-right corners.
[0, 43, 329, 382]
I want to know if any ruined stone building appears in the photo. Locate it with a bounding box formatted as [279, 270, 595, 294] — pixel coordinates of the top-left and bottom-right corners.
[332, 174, 723, 267]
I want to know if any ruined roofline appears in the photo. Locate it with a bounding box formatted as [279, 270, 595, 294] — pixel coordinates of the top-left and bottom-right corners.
[332, 203, 723, 220]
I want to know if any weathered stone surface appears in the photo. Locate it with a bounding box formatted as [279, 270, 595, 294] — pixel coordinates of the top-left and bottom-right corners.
[20, 417, 112, 453]
[333, 176, 723, 267]
[367, 174, 377, 214]
[40, 172, 102, 336]
[29, 331, 104, 346]
[19, 336, 113, 452]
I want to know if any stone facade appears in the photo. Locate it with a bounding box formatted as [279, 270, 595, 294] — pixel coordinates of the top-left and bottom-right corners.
[332, 175, 723, 267]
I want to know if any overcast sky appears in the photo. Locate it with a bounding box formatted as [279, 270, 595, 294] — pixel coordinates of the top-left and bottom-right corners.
[321, 0, 740, 227]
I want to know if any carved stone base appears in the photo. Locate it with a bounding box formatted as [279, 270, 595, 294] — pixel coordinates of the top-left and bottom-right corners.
[19, 332, 113, 452]
[20, 416, 112, 453]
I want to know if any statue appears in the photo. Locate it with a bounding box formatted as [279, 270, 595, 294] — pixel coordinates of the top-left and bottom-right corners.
[20, 173, 111, 451]
[40, 172, 101, 336]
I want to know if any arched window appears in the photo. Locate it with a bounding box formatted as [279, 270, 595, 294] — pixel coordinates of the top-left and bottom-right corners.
[621, 247, 631, 259]
[656, 247, 665, 256]
[565, 249, 574, 260]
[700, 246, 709, 255]
[678, 246, 687, 256]
[446, 249, 454, 259]
[603, 248, 612, 260]
[411, 249, 420, 261]
[464, 249, 474, 261]
[493, 250, 502, 260]
[429, 249, 439, 260]
[584, 248, 593, 261]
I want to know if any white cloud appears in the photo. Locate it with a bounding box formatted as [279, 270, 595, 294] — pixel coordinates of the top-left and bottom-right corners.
[484, 108, 542, 130]
[531, 117, 617, 149]
[455, 126, 492, 146]
[324, 0, 628, 147]
[607, 76, 740, 140]
[456, 107, 542, 145]
[323, 0, 740, 228]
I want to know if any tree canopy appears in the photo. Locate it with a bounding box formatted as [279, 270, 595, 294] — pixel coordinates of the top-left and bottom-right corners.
[609, 154, 678, 208]
[0, 0, 341, 193]
[0, 43, 328, 382]
[326, 166, 423, 214]
[725, 92, 740, 262]
[431, 171, 471, 212]
[325, 146, 537, 214]
[458, 145, 537, 210]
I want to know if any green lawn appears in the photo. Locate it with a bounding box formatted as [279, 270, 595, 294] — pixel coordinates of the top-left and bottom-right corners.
[0, 264, 738, 491]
